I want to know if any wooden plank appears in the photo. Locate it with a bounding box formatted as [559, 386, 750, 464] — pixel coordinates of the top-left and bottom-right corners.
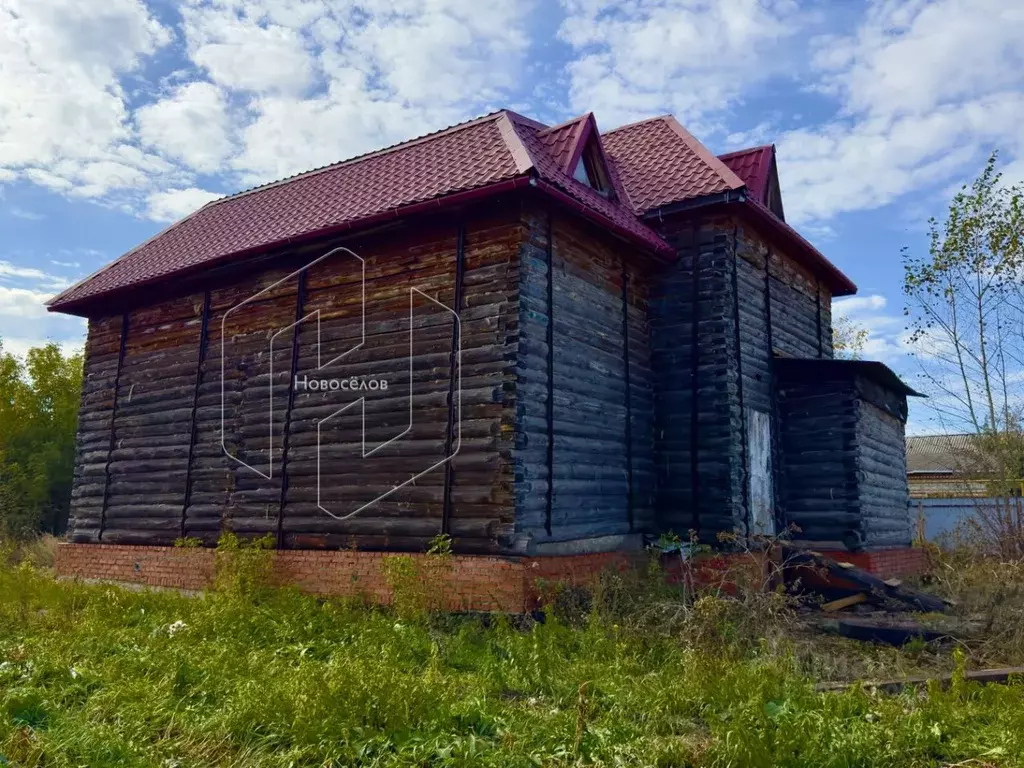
[821, 593, 867, 612]
[816, 667, 1024, 695]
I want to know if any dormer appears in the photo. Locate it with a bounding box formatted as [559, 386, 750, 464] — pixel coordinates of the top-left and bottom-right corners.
[538, 113, 617, 200]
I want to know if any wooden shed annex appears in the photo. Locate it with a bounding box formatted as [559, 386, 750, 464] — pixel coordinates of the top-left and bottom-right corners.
[48, 109, 924, 599]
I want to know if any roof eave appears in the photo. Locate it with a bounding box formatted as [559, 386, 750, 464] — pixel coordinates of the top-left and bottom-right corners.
[642, 192, 857, 297]
[48, 174, 535, 317]
[530, 178, 674, 262]
[740, 198, 856, 296]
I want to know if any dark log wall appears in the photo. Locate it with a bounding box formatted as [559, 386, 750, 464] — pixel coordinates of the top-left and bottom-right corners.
[67, 196, 866, 554]
[512, 203, 655, 546]
[104, 296, 206, 543]
[649, 213, 839, 542]
[69, 205, 520, 552]
[854, 377, 912, 548]
[68, 315, 124, 542]
[767, 242, 833, 360]
[776, 371, 912, 550]
[776, 377, 858, 546]
[650, 216, 743, 540]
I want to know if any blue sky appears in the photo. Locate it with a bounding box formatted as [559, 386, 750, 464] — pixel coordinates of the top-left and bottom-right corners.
[2, 0, 1023, 433]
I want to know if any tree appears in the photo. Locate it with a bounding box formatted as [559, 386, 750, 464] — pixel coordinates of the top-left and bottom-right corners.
[903, 152, 1024, 556]
[0, 340, 83, 537]
[832, 314, 869, 359]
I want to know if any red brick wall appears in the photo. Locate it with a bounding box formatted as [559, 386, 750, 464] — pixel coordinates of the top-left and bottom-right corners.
[55, 543, 931, 612]
[55, 544, 637, 613]
[816, 548, 929, 580]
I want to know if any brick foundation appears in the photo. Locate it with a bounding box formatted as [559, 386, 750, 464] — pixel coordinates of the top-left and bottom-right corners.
[55, 544, 648, 613]
[54, 543, 925, 612]
[815, 547, 930, 580]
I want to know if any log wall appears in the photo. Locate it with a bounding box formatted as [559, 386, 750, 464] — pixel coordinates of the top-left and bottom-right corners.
[69, 203, 520, 552]
[776, 370, 912, 549]
[648, 212, 839, 543]
[512, 203, 655, 546]
[649, 216, 743, 540]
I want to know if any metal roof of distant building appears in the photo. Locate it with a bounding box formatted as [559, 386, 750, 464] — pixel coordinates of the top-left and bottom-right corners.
[906, 434, 981, 474]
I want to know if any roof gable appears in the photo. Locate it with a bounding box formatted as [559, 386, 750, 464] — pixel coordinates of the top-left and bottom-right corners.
[719, 145, 785, 220]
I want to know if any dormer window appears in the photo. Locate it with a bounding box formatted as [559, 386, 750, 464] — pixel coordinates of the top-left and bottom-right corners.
[572, 141, 614, 199]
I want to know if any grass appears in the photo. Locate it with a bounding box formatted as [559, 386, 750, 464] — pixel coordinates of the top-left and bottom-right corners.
[1, 546, 1023, 767]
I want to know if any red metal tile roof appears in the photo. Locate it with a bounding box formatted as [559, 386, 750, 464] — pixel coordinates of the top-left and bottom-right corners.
[719, 145, 774, 205]
[49, 108, 854, 311]
[502, 112, 669, 255]
[536, 114, 590, 172]
[602, 116, 745, 215]
[50, 110, 671, 313]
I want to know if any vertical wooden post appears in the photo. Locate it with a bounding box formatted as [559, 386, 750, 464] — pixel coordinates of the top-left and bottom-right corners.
[545, 213, 555, 536]
[620, 255, 634, 531]
[764, 248, 783, 531]
[442, 223, 466, 535]
[689, 223, 702, 532]
[277, 271, 307, 549]
[181, 291, 211, 540]
[815, 281, 823, 358]
[731, 225, 750, 530]
[99, 312, 129, 541]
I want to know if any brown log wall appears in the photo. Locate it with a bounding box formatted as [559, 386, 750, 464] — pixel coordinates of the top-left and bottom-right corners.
[69, 205, 520, 552]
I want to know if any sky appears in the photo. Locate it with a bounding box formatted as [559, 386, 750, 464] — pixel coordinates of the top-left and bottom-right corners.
[2, 0, 1023, 433]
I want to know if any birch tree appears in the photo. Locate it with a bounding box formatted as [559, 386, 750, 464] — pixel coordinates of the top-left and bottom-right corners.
[903, 153, 1024, 555]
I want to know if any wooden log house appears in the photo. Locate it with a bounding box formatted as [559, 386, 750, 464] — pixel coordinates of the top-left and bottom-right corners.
[49, 109, 921, 566]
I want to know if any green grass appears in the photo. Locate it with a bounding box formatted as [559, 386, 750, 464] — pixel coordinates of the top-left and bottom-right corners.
[1, 560, 1022, 767]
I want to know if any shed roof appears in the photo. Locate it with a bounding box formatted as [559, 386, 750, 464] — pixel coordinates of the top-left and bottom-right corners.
[49, 109, 856, 313]
[774, 358, 925, 398]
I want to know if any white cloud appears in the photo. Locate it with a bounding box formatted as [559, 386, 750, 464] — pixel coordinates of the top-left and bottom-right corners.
[0, 284, 63, 319]
[0, 257, 87, 356]
[181, 4, 315, 95]
[228, 0, 534, 184]
[0, 333, 84, 361]
[833, 292, 911, 364]
[51, 260, 81, 268]
[7, 206, 43, 220]
[146, 187, 222, 221]
[558, 0, 807, 130]
[780, 0, 1024, 224]
[0, 260, 49, 280]
[136, 81, 234, 173]
[2, 0, 536, 212]
[833, 294, 887, 314]
[0, 0, 172, 198]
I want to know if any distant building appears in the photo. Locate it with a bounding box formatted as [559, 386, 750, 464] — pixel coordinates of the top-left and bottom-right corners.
[906, 434, 989, 498]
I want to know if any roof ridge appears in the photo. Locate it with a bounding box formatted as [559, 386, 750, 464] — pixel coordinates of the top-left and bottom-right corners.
[209, 110, 509, 208]
[602, 114, 674, 135]
[536, 112, 591, 137]
[718, 144, 774, 159]
[495, 113, 537, 173]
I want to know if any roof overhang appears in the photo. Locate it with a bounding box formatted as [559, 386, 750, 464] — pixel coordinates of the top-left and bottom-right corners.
[48, 175, 533, 316]
[773, 357, 925, 397]
[50, 171, 674, 317]
[643, 191, 857, 297]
